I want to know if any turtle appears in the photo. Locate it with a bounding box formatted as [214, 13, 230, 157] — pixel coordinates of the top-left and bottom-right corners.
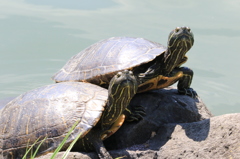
[52, 26, 197, 98]
[0, 70, 137, 159]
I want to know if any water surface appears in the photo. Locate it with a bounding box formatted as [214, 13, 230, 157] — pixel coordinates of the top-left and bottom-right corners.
[1, 0, 240, 115]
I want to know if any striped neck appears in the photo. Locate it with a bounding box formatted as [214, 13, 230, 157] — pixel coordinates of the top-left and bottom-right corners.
[101, 71, 137, 128]
[162, 47, 188, 75]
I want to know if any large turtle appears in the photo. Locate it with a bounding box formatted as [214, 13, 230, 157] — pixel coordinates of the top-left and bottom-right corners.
[0, 70, 137, 159]
[52, 26, 197, 97]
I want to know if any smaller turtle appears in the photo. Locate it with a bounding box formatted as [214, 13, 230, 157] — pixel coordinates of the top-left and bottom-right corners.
[52, 26, 197, 98]
[0, 70, 137, 159]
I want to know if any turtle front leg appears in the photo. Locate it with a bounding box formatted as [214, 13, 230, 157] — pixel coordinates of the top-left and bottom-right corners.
[124, 105, 146, 122]
[172, 67, 198, 98]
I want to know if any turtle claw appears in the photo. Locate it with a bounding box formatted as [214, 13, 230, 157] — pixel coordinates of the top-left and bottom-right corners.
[178, 88, 198, 98]
[126, 105, 146, 122]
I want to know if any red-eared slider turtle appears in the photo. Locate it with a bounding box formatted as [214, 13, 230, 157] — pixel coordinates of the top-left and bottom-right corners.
[52, 26, 197, 97]
[0, 70, 137, 159]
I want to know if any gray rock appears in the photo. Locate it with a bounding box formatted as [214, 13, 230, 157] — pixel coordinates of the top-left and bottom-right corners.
[150, 113, 240, 158]
[38, 114, 240, 159]
[104, 87, 212, 150]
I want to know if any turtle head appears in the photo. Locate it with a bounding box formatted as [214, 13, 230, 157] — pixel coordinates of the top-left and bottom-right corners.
[108, 70, 138, 103]
[110, 70, 138, 91]
[102, 70, 137, 126]
[167, 26, 194, 52]
[162, 26, 194, 74]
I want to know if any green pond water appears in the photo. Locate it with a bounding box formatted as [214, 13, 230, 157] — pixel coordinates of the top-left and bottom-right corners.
[1, 0, 240, 115]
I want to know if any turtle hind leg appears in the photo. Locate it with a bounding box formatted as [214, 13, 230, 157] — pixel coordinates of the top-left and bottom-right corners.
[175, 67, 198, 98]
[92, 139, 112, 159]
[77, 128, 113, 159]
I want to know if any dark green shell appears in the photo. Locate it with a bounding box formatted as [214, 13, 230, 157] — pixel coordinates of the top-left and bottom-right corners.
[52, 37, 166, 83]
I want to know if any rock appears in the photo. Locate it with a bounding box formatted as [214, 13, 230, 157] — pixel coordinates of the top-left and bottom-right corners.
[38, 114, 240, 159]
[149, 113, 240, 158]
[104, 87, 212, 150]
[37, 87, 213, 159]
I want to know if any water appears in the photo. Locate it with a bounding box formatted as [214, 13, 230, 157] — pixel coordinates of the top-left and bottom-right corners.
[0, 0, 240, 115]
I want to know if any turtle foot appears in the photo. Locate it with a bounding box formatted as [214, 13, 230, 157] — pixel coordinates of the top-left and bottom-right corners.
[178, 88, 198, 98]
[125, 105, 146, 122]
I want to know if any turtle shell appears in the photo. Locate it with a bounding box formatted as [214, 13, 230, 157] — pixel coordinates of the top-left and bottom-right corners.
[52, 37, 166, 84]
[0, 82, 107, 158]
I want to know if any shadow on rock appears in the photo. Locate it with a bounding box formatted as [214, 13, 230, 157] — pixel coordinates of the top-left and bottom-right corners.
[181, 118, 210, 141]
[148, 118, 211, 151]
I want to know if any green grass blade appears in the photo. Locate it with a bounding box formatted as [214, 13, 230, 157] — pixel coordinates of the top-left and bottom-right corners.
[22, 137, 40, 159]
[31, 136, 48, 158]
[62, 131, 83, 159]
[50, 120, 80, 159]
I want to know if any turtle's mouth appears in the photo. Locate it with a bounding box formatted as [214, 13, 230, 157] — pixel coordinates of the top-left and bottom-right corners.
[169, 33, 194, 50]
[119, 79, 135, 88]
[180, 34, 191, 39]
[178, 36, 194, 48]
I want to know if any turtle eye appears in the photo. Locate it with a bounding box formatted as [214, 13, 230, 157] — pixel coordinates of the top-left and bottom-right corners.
[186, 27, 191, 32]
[175, 27, 180, 32]
[117, 72, 122, 77]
